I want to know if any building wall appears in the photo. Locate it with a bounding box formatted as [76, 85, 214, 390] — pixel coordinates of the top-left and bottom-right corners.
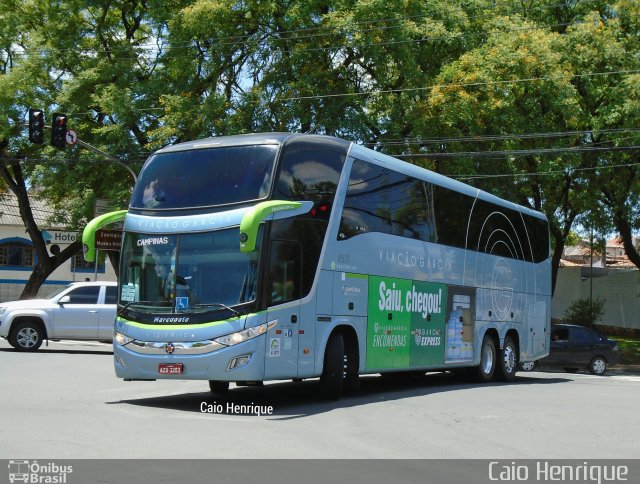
[552, 267, 640, 330]
[0, 225, 117, 302]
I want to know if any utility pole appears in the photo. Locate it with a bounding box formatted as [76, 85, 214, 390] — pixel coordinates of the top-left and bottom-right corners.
[75, 138, 137, 182]
[589, 225, 594, 326]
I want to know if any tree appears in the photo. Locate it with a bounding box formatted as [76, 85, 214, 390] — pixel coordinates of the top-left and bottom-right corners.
[0, 159, 82, 297]
[413, 15, 590, 292]
[1, 0, 638, 299]
[0, 0, 149, 297]
[564, 296, 605, 328]
[560, 7, 640, 269]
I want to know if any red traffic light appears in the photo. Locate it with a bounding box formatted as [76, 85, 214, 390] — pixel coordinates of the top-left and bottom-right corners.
[28, 108, 45, 144]
[51, 113, 68, 148]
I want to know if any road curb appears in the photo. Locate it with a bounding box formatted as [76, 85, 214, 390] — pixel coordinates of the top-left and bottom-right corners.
[609, 365, 640, 375]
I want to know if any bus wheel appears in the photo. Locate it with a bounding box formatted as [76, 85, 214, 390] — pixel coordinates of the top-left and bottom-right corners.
[496, 335, 518, 382]
[474, 334, 496, 382]
[320, 332, 345, 399]
[208, 380, 229, 395]
[9, 321, 44, 351]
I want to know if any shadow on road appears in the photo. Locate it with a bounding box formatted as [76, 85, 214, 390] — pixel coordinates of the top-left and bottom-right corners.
[106, 372, 570, 419]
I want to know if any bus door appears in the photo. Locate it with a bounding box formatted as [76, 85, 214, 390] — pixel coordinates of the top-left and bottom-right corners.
[264, 240, 302, 379]
[530, 299, 549, 358]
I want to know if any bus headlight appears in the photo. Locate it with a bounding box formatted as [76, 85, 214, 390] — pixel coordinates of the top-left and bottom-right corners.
[214, 320, 277, 347]
[114, 331, 133, 345]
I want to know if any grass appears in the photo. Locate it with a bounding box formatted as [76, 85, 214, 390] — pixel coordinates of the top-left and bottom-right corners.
[611, 337, 640, 366]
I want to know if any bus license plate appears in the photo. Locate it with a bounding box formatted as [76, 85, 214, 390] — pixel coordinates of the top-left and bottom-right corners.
[158, 363, 183, 375]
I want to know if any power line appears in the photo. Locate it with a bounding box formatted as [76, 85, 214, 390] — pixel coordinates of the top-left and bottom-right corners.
[396, 145, 640, 159]
[3, 1, 598, 58]
[61, 69, 640, 120]
[159, 0, 588, 48]
[269, 68, 640, 102]
[58, 67, 640, 119]
[6, 0, 631, 63]
[451, 161, 640, 181]
[368, 128, 640, 146]
[3, 144, 640, 170]
[150, 21, 577, 59]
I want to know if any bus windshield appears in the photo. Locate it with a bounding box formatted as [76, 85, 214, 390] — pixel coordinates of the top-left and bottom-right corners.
[118, 228, 260, 313]
[130, 144, 278, 210]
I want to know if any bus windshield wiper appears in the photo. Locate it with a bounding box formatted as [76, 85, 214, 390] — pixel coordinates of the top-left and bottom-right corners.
[117, 300, 170, 317]
[192, 303, 241, 318]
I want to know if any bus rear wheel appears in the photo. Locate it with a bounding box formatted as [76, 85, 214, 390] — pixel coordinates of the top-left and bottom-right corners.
[473, 334, 496, 382]
[320, 332, 345, 399]
[496, 335, 518, 382]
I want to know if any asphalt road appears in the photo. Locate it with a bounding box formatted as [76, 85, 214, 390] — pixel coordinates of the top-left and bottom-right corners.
[1, 339, 639, 460]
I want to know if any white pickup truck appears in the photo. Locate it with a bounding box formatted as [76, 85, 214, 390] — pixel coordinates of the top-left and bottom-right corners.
[0, 281, 117, 351]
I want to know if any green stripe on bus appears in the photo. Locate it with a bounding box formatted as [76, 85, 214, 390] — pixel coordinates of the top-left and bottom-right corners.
[346, 272, 368, 280]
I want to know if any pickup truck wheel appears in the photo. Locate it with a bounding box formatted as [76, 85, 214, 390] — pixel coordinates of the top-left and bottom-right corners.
[9, 321, 44, 351]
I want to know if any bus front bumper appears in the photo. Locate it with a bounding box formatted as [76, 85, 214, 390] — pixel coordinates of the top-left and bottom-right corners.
[113, 335, 266, 381]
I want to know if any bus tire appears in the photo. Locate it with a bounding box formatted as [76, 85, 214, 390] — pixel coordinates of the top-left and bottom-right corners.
[473, 334, 496, 382]
[496, 334, 518, 382]
[320, 332, 345, 399]
[208, 380, 229, 395]
[9, 320, 44, 351]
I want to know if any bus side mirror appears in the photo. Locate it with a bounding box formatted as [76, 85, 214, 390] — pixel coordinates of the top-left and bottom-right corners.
[82, 210, 127, 262]
[239, 201, 312, 253]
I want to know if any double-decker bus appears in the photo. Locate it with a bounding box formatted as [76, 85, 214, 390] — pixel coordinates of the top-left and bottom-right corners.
[83, 133, 551, 398]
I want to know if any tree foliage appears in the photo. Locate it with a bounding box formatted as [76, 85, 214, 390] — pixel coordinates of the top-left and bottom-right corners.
[564, 296, 606, 328]
[0, 0, 638, 297]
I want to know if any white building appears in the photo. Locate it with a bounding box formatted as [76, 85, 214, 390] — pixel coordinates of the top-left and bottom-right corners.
[553, 237, 640, 330]
[0, 193, 117, 302]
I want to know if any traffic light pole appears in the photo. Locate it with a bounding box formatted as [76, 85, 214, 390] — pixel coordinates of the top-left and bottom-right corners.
[75, 138, 138, 182]
[26, 107, 137, 182]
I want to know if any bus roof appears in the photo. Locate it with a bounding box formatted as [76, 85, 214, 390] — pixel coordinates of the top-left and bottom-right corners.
[348, 143, 547, 222]
[154, 133, 546, 222]
[155, 132, 351, 155]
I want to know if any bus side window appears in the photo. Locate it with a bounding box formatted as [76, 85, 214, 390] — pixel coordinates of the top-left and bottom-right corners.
[268, 240, 302, 305]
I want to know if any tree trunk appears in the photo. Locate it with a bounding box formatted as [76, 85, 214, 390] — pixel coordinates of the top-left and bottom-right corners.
[613, 212, 640, 269]
[550, 227, 565, 297]
[20, 241, 82, 299]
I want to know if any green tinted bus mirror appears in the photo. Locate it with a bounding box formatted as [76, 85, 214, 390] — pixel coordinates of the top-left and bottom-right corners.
[239, 201, 305, 253]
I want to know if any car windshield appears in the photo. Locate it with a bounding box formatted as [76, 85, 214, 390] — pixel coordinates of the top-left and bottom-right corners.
[129, 144, 278, 209]
[46, 285, 73, 299]
[118, 228, 261, 313]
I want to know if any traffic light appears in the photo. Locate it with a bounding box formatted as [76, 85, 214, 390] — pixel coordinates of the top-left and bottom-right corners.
[51, 113, 68, 148]
[28, 108, 45, 144]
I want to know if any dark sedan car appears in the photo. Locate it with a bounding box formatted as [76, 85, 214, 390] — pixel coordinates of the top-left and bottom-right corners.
[522, 324, 619, 375]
